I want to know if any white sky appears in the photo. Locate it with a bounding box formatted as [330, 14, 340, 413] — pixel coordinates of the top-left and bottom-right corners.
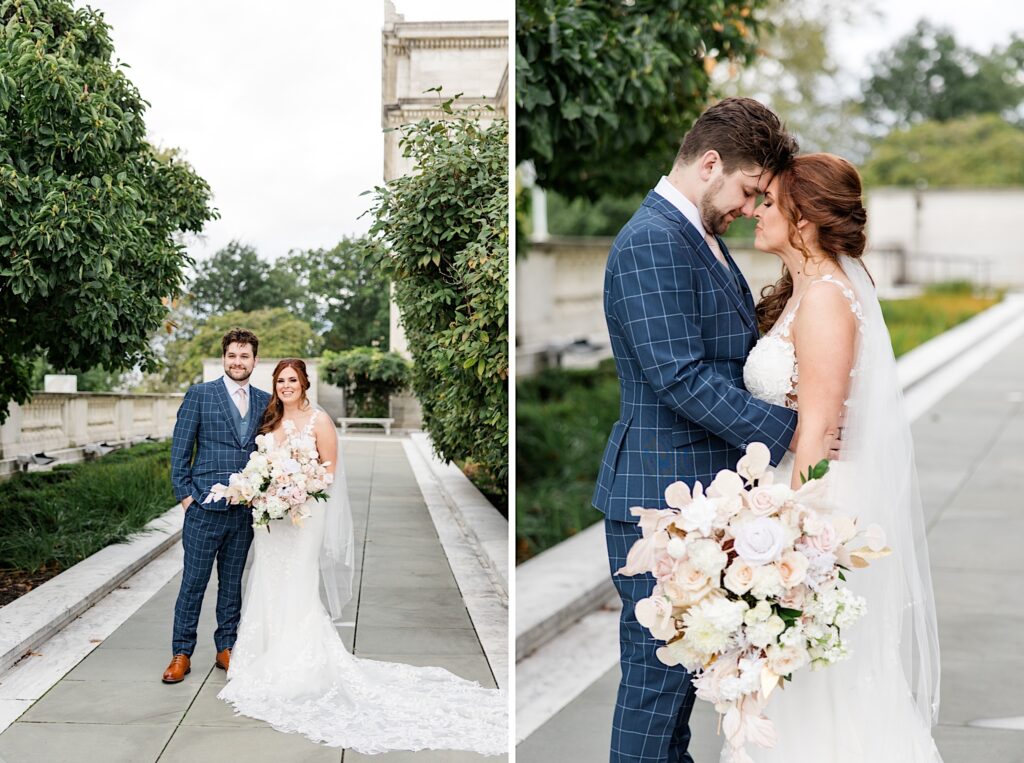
[79, 0, 509, 264]
[831, 0, 1024, 85]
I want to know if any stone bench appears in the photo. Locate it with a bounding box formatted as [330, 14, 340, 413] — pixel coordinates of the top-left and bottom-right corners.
[336, 417, 395, 436]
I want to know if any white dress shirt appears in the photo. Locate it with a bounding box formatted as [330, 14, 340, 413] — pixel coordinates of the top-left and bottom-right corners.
[654, 176, 732, 270]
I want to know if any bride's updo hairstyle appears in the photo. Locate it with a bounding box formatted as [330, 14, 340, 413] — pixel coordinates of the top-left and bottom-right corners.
[756, 153, 872, 335]
[259, 358, 312, 435]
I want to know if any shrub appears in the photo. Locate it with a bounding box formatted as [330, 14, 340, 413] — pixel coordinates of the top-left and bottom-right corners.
[365, 96, 508, 488]
[320, 347, 411, 418]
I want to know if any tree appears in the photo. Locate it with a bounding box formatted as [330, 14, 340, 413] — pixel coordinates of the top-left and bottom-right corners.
[275, 239, 390, 351]
[862, 22, 1024, 131]
[366, 100, 509, 486]
[188, 241, 300, 318]
[516, 0, 769, 199]
[163, 308, 322, 387]
[0, 0, 217, 422]
[861, 115, 1024, 188]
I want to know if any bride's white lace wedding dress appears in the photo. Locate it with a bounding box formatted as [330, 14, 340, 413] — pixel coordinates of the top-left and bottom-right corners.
[737, 265, 943, 762]
[217, 411, 507, 755]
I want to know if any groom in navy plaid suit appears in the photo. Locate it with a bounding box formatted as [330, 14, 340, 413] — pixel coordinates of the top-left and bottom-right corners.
[592, 99, 800, 762]
[162, 328, 271, 683]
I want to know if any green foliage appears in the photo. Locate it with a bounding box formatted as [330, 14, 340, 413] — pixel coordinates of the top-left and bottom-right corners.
[187, 238, 390, 352]
[861, 115, 1024, 188]
[0, 0, 217, 422]
[516, 360, 618, 563]
[516, 0, 769, 199]
[365, 98, 509, 487]
[0, 440, 174, 573]
[163, 308, 322, 387]
[862, 21, 1024, 131]
[275, 238, 390, 352]
[881, 287, 1001, 358]
[320, 347, 411, 418]
[189, 241, 301, 318]
[545, 190, 644, 237]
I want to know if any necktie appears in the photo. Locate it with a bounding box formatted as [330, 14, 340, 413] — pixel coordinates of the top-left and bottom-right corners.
[234, 387, 248, 417]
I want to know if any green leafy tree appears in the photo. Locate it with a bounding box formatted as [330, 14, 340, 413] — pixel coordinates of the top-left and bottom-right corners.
[320, 347, 411, 418]
[862, 21, 1024, 131]
[276, 239, 390, 351]
[516, 0, 769, 199]
[0, 0, 217, 422]
[188, 241, 300, 319]
[163, 308, 322, 387]
[366, 100, 508, 487]
[861, 115, 1024, 187]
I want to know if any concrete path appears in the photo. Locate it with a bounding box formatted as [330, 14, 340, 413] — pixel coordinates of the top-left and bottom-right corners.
[0, 437, 508, 762]
[518, 334, 1024, 762]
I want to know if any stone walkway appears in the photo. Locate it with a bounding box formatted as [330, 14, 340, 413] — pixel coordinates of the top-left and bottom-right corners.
[0, 438, 507, 762]
[518, 333, 1024, 762]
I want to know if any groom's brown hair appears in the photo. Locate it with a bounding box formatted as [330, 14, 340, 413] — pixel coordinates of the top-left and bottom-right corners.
[674, 97, 797, 177]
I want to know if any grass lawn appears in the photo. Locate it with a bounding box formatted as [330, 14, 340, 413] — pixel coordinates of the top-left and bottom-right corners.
[516, 283, 1002, 564]
[0, 441, 175, 604]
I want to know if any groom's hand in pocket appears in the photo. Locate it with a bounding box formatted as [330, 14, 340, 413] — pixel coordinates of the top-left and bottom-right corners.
[181, 496, 194, 511]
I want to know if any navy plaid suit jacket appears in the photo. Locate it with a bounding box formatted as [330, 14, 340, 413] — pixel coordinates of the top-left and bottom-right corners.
[171, 378, 271, 510]
[592, 190, 797, 522]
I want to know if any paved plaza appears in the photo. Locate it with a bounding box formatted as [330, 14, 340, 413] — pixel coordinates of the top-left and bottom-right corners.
[0, 438, 507, 762]
[518, 332, 1024, 762]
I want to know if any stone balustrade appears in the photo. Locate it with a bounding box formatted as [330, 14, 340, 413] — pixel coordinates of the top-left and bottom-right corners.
[0, 393, 183, 476]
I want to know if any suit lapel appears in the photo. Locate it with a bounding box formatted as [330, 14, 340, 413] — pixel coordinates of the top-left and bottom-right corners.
[214, 379, 245, 448]
[719, 239, 758, 332]
[650, 193, 754, 332]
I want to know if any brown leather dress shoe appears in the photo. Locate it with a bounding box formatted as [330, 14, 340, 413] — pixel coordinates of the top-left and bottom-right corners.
[215, 647, 231, 671]
[162, 654, 191, 683]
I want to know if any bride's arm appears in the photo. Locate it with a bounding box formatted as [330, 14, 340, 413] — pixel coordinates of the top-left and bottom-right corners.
[790, 285, 856, 490]
[313, 414, 338, 477]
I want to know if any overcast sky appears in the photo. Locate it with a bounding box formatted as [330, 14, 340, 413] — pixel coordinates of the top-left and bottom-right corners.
[832, 0, 1024, 84]
[80, 0, 508, 265]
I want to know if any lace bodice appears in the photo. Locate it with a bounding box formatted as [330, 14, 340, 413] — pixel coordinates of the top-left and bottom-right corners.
[743, 275, 866, 410]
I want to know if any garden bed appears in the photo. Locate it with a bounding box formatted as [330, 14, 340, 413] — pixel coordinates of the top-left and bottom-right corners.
[0, 441, 174, 605]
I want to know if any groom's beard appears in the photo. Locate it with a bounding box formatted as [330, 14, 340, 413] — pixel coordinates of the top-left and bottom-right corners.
[699, 176, 735, 235]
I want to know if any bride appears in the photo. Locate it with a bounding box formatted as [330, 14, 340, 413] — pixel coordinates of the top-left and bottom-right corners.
[737, 154, 942, 761]
[217, 358, 507, 756]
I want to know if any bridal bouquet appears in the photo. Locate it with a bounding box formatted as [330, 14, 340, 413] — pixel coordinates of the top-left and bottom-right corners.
[617, 443, 890, 763]
[204, 432, 333, 530]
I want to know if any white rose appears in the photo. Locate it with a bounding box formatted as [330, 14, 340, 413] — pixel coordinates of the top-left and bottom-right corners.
[750, 564, 785, 600]
[746, 486, 779, 517]
[733, 517, 786, 566]
[666, 536, 687, 559]
[687, 538, 728, 578]
[766, 643, 810, 677]
[744, 600, 773, 625]
[723, 559, 756, 595]
[746, 614, 786, 648]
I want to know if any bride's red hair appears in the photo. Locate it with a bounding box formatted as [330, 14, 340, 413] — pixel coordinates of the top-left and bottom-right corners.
[258, 358, 311, 435]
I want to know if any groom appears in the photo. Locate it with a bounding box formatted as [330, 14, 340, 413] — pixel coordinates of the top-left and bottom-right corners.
[162, 328, 271, 683]
[592, 98, 800, 762]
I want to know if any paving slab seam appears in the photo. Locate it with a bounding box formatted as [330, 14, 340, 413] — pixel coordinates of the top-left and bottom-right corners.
[401, 439, 509, 691]
[0, 504, 185, 675]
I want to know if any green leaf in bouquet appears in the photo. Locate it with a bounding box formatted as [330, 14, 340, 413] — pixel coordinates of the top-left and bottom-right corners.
[838, 569, 847, 582]
[775, 606, 803, 626]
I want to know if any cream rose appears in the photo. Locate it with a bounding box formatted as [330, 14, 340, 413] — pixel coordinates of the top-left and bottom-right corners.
[766, 643, 811, 676]
[723, 559, 756, 595]
[746, 486, 779, 517]
[667, 561, 714, 606]
[777, 550, 810, 588]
